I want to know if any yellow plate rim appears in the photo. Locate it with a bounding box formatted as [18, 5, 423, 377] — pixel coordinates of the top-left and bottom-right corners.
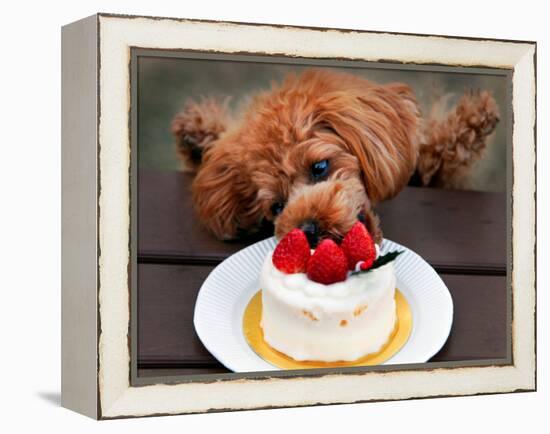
[242, 289, 413, 369]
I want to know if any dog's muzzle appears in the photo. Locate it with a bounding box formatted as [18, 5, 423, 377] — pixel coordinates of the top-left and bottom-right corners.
[299, 220, 320, 248]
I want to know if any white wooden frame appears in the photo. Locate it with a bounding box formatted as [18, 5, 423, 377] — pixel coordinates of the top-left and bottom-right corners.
[61, 13, 536, 419]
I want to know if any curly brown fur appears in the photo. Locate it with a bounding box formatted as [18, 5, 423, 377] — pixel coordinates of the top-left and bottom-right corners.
[416, 90, 499, 188]
[172, 69, 499, 243]
[171, 97, 231, 172]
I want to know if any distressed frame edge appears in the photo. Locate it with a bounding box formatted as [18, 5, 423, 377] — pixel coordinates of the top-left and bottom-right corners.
[94, 14, 536, 419]
[95, 11, 537, 46]
[61, 13, 100, 420]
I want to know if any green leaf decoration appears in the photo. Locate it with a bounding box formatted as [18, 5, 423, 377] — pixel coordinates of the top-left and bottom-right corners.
[350, 250, 404, 276]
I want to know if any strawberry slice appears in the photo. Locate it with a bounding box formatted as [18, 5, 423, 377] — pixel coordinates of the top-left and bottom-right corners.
[272, 229, 311, 273]
[341, 221, 377, 271]
[306, 239, 348, 284]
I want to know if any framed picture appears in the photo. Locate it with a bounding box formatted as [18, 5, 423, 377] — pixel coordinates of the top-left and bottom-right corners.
[61, 13, 536, 419]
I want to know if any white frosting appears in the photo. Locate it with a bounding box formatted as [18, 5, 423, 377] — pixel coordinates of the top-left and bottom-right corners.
[260, 250, 396, 362]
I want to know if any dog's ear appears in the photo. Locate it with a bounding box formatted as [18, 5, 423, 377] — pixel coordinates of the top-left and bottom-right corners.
[318, 82, 420, 203]
[192, 141, 261, 240]
[359, 205, 383, 245]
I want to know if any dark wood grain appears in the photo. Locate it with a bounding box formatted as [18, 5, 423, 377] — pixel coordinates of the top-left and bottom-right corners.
[138, 170, 252, 263]
[430, 274, 508, 361]
[138, 263, 220, 365]
[138, 368, 228, 378]
[377, 188, 507, 274]
[138, 170, 506, 273]
[137, 263, 507, 369]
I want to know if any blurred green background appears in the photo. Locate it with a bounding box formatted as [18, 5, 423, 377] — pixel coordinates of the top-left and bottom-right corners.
[137, 57, 508, 192]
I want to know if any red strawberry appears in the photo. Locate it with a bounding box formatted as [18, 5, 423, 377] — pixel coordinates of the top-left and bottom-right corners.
[272, 229, 311, 273]
[341, 221, 376, 271]
[306, 239, 348, 284]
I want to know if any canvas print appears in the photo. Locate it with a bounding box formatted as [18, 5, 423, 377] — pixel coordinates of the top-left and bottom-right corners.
[135, 54, 509, 379]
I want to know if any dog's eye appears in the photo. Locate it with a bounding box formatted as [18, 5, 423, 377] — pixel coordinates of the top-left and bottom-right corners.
[310, 159, 330, 181]
[270, 201, 285, 217]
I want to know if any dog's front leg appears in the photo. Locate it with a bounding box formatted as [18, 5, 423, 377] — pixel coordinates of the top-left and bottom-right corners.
[416, 90, 500, 189]
[171, 97, 231, 172]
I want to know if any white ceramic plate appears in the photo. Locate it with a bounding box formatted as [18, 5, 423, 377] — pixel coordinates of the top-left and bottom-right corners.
[194, 237, 453, 372]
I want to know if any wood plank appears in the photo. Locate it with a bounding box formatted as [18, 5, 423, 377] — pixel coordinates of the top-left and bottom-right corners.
[138, 368, 228, 378]
[430, 274, 508, 362]
[138, 263, 218, 365]
[377, 188, 507, 274]
[138, 170, 267, 264]
[138, 170, 506, 273]
[137, 263, 508, 370]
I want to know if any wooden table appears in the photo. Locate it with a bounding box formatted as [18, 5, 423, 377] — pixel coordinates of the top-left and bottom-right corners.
[137, 170, 508, 377]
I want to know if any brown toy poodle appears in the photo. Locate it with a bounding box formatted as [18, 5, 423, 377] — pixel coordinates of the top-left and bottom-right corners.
[171, 69, 499, 246]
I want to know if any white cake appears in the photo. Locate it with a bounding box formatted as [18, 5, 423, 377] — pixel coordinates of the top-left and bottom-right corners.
[260, 250, 397, 362]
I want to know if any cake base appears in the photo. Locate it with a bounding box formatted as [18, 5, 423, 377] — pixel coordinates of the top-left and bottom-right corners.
[243, 289, 412, 369]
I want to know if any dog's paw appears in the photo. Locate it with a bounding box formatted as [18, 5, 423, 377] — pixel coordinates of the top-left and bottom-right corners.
[171, 97, 230, 171]
[454, 90, 500, 154]
[418, 90, 500, 188]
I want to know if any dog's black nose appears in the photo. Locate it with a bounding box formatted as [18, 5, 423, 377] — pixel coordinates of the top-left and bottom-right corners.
[299, 220, 320, 248]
